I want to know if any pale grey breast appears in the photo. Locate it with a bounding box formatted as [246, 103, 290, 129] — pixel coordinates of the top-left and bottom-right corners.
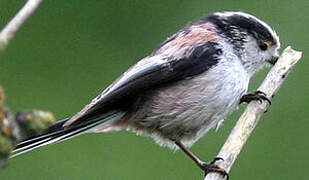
[124, 48, 250, 148]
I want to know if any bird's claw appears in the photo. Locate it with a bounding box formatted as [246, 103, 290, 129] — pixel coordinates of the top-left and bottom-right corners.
[201, 157, 229, 180]
[240, 90, 271, 105]
[210, 157, 224, 164]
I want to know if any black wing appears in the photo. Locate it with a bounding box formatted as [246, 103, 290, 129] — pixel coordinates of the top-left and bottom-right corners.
[64, 41, 221, 127]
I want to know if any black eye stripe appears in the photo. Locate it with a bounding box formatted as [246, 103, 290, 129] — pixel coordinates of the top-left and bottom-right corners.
[206, 13, 277, 48]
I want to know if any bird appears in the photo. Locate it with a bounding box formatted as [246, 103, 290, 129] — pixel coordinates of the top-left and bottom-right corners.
[12, 11, 280, 178]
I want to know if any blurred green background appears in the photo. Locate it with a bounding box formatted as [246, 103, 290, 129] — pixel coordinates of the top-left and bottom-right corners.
[0, 0, 308, 179]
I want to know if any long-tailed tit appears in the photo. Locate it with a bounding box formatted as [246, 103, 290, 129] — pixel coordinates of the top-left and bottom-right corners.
[12, 11, 280, 178]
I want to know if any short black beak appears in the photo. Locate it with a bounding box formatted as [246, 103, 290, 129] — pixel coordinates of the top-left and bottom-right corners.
[268, 56, 279, 65]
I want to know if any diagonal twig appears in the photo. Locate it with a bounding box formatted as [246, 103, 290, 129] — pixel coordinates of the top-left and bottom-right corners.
[204, 46, 302, 180]
[0, 0, 43, 50]
[0, 0, 45, 168]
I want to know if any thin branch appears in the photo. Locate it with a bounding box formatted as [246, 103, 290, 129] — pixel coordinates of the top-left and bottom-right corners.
[204, 46, 302, 180]
[0, 0, 47, 168]
[0, 0, 43, 50]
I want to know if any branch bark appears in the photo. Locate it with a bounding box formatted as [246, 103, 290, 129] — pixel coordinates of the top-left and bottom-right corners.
[204, 46, 302, 180]
[0, 0, 43, 50]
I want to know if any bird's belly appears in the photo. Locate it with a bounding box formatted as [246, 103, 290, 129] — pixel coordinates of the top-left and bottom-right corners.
[126, 62, 249, 148]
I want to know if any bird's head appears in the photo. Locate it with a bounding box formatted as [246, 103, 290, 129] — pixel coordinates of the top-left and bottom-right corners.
[208, 11, 280, 76]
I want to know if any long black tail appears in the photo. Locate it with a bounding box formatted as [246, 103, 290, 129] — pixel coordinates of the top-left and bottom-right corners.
[11, 110, 122, 158]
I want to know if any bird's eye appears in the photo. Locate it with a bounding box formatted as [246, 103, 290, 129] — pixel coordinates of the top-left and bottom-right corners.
[259, 41, 270, 51]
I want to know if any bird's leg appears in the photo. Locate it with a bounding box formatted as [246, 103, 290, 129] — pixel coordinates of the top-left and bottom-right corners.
[174, 141, 229, 179]
[239, 90, 271, 105]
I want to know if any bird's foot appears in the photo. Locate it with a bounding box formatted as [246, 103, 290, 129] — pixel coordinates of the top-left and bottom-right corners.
[239, 90, 271, 105]
[200, 157, 229, 180]
[174, 141, 228, 179]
